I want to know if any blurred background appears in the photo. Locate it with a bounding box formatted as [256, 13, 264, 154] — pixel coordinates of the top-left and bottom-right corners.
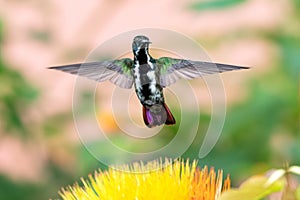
[0, 0, 299, 199]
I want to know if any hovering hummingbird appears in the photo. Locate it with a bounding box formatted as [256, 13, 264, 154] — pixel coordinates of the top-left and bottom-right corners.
[49, 35, 248, 128]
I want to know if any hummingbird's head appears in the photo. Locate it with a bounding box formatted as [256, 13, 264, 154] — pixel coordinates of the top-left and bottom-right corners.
[132, 35, 151, 53]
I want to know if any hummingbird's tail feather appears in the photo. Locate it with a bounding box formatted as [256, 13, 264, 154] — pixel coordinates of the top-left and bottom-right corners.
[163, 103, 176, 125]
[142, 103, 175, 128]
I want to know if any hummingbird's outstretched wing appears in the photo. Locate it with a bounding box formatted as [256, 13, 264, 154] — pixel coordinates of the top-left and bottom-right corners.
[49, 58, 134, 89]
[156, 57, 249, 87]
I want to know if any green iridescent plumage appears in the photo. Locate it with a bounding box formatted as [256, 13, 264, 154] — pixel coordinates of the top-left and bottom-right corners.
[112, 58, 133, 76]
[157, 57, 181, 74]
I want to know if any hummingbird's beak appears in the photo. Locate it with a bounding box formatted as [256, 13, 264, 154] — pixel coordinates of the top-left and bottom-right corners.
[143, 40, 151, 44]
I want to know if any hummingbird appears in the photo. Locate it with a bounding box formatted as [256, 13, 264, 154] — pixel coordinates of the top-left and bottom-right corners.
[49, 35, 248, 128]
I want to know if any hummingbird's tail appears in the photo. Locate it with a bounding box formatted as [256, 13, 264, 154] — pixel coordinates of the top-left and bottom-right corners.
[142, 103, 176, 128]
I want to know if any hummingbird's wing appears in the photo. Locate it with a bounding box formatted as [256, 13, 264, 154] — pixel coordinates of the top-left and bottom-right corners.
[49, 58, 134, 89]
[156, 57, 249, 87]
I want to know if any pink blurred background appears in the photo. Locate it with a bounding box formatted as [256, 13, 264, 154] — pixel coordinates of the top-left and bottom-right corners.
[0, 0, 297, 198]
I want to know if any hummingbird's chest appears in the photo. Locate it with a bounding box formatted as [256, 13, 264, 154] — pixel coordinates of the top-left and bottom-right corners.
[132, 61, 164, 106]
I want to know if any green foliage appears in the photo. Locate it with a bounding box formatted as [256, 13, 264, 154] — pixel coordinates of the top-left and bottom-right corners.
[78, 146, 108, 174]
[43, 113, 72, 137]
[0, 32, 39, 137]
[190, 0, 247, 11]
[0, 17, 75, 200]
[0, 156, 79, 200]
[0, 176, 43, 199]
[275, 34, 300, 80]
[294, 0, 300, 9]
[220, 175, 284, 200]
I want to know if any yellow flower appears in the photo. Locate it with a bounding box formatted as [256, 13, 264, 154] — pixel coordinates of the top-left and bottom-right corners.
[59, 159, 230, 200]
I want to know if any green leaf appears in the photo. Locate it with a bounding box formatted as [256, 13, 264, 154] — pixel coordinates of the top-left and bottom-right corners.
[190, 0, 247, 11]
[219, 175, 284, 200]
